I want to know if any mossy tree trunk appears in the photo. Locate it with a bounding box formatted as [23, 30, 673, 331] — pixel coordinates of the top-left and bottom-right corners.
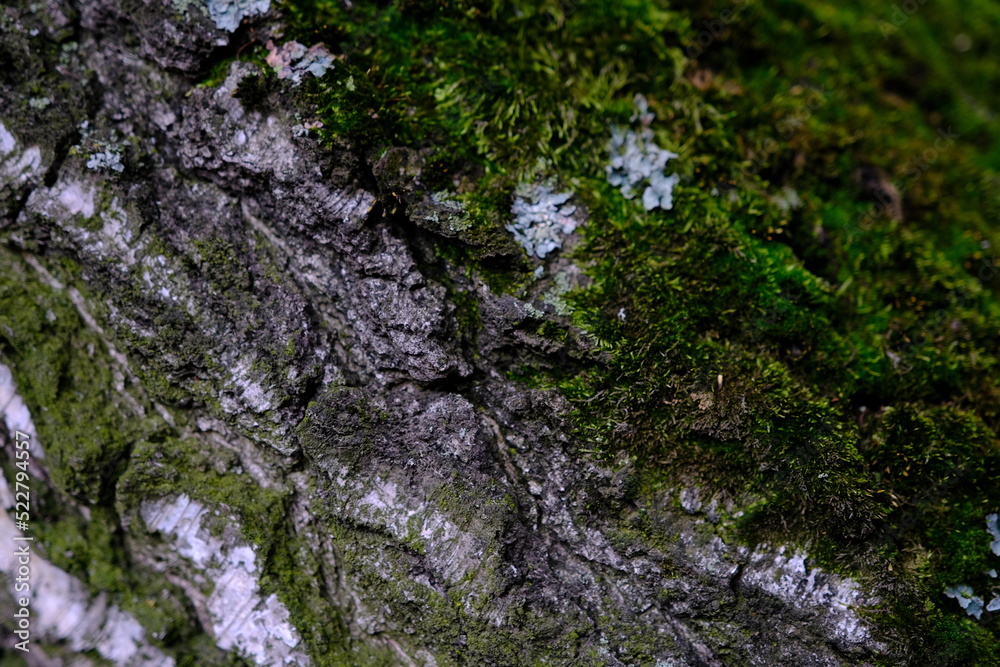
[2, 1, 999, 666]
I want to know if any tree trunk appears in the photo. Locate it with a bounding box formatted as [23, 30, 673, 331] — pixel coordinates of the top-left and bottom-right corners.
[0, 1, 956, 665]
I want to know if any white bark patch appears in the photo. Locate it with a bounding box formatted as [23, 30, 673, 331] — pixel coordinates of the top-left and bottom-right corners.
[0, 121, 44, 188]
[344, 476, 489, 588]
[740, 545, 874, 647]
[221, 357, 276, 415]
[56, 181, 96, 219]
[0, 364, 44, 461]
[100, 197, 138, 265]
[140, 495, 308, 665]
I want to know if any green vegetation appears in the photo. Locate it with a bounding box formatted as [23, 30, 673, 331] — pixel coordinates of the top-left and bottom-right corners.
[276, 0, 1000, 661]
[0, 251, 237, 663]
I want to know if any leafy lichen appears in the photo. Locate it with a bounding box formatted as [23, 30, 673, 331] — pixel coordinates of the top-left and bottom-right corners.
[606, 95, 681, 211]
[507, 182, 578, 259]
[265, 40, 335, 85]
[205, 0, 270, 32]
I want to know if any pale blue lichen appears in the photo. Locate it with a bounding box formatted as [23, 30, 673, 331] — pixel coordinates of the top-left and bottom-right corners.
[944, 513, 1000, 619]
[507, 183, 578, 259]
[541, 271, 574, 316]
[606, 94, 680, 212]
[292, 120, 324, 137]
[945, 584, 985, 620]
[265, 41, 335, 85]
[773, 186, 803, 212]
[86, 150, 124, 173]
[205, 0, 270, 32]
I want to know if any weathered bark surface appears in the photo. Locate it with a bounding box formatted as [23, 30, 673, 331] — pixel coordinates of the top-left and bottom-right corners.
[1, 2, 884, 665]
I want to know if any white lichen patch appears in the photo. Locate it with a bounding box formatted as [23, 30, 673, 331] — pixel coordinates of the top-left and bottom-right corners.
[945, 584, 985, 620]
[988, 513, 1000, 556]
[606, 95, 680, 211]
[141, 494, 309, 666]
[206, 0, 270, 32]
[86, 149, 125, 173]
[943, 513, 1000, 619]
[265, 41, 335, 85]
[0, 120, 44, 188]
[541, 270, 575, 315]
[508, 183, 579, 259]
[740, 546, 873, 647]
[772, 185, 803, 213]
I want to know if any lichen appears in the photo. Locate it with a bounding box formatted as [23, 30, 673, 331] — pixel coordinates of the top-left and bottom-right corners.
[507, 182, 578, 259]
[943, 514, 1000, 619]
[945, 584, 986, 620]
[988, 513, 1000, 556]
[205, 0, 270, 32]
[606, 95, 680, 211]
[265, 40, 335, 86]
[86, 149, 124, 173]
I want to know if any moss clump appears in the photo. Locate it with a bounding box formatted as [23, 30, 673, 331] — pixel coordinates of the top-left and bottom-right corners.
[192, 238, 252, 293]
[117, 435, 287, 547]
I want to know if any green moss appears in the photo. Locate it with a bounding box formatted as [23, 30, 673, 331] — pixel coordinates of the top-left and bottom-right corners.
[118, 435, 286, 546]
[192, 238, 251, 293]
[0, 251, 156, 504]
[259, 526, 365, 667]
[0, 251, 235, 660]
[196, 56, 241, 90]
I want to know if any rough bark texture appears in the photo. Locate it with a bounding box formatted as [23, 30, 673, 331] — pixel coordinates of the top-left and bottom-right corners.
[2, 1, 890, 665]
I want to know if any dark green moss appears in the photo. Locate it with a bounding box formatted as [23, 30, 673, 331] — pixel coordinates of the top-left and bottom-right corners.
[0, 251, 154, 505]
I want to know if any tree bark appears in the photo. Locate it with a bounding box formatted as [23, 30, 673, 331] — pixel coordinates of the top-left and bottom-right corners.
[1, 1, 885, 665]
